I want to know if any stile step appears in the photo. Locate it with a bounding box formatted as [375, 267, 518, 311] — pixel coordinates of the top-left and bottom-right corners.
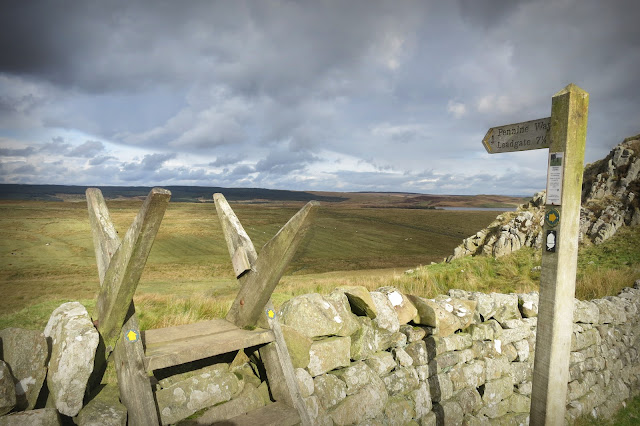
[142, 319, 275, 371]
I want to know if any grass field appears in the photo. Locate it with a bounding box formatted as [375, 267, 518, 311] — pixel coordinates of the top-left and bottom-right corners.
[0, 198, 498, 329]
[1, 198, 639, 332]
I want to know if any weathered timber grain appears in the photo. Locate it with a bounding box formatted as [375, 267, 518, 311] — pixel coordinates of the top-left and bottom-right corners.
[95, 187, 171, 353]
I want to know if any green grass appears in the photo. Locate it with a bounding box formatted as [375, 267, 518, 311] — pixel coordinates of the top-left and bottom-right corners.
[575, 394, 640, 425]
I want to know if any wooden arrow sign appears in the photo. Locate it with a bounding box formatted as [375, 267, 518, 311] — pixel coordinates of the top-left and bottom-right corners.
[482, 117, 551, 153]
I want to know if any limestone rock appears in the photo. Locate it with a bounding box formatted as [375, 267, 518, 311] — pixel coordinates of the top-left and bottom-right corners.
[43, 302, 99, 417]
[280, 324, 312, 369]
[518, 292, 539, 318]
[404, 340, 429, 366]
[307, 336, 351, 377]
[0, 360, 16, 416]
[409, 381, 432, 419]
[350, 317, 395, 361]
[325, 291, 361, 336]
[382, 367, 419, 396]
[76, 384, 126, 426]
[407, 295, 462, 337]
[180, 384, 264, 425]
[369, 291, 400, 333]
[573, 299, 599, 324]
[491, 293, 522, 324]
[376, 287, 418, 325]
[0, 408, 61, 426]
[0, 327, 48, 411]
[364, 351, 396, 377]
[384, 395, 415, 425]
[399, 324, 426, 342]
[278, 293, 345, 338]
[155, 364, 240, 425]
[335, 286, 378, 318]
[329, 374, 388, 425]
[294, 368, 314, 398]
[330, 362, 378, 396]
[314, 373, 347, 409]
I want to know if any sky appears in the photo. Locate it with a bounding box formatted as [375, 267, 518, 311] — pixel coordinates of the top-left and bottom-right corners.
[0, 0, 638, 196]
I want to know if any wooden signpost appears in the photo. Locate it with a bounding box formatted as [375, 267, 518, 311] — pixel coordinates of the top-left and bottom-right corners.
[482, 84, 589, 425]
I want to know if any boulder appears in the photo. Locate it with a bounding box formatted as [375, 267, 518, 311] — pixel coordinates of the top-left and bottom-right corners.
[376, 287, 418, 325]
[328, 374, 388, 425]
[369, 292, 400, 333]
[381, 367, 419, 396]
[406, 295, 462, 337]
[307, 337, 351, 377]
[335, 286, 377, 318]
[384, 395, 415, 425]
[364, 351, 397, 377]
[0, 327, 48, 410]
[0, 360, 16, 416]
[278, 293, 345, 338]
[179, 384, 264, 425]
[43, 302, 99, 417]
[325, 291, 361, 336]
[330, 362, 378, 396]
[280, 324, 312, 369]
[76, 384, 126, 426]
[0, 408, 61, 426]
[294, 368, 314, 398]
[518, 292, 539, 318]
[313, 374, 347, 409]
[155, 364, 240, 425]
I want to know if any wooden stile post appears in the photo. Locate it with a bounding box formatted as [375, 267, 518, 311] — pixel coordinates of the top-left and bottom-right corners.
[94, 187, 171, 353]
[530, 84, 589, 425]
[214, 193, 315, 426]
[87, 188, 168, 426]
[215, 194, 318, 329]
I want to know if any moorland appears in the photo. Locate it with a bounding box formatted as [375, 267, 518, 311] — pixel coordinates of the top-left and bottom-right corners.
[1, 187, 638, 334]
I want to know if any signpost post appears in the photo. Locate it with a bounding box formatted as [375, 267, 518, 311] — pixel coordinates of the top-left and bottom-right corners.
[482, 84, 589, 425]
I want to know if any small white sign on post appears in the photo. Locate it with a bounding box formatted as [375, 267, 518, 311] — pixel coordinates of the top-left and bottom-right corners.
[546, 152, 564, 205]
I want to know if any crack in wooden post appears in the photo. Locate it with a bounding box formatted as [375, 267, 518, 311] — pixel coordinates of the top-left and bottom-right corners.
[87, 188, 167, 426]
[213, 193, 315, 426]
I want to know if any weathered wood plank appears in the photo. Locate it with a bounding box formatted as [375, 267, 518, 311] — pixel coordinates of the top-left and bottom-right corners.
[142, 318, 238, 346]
[221, 401, 299, 426]
[225, 200, 318, 328]
[144, 327, 275, 371]
[86, 188, 120, 284]
[214, 193, 258, 267]
[113, 305, 160, 426]
[96, 187, 171, 353]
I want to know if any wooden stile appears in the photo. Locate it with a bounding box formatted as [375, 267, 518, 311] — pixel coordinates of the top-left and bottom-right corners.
[85, 189, 315, 425]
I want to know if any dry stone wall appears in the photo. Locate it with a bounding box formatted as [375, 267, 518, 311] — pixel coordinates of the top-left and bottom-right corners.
[277, 281, 640, 425]
[2, 281, 640, 425]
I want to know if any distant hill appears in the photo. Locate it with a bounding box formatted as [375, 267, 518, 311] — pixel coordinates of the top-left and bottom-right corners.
[0, 184, 347, 203]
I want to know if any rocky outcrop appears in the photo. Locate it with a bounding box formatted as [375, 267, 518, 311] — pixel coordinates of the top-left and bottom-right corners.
[448, 135, 640, 262]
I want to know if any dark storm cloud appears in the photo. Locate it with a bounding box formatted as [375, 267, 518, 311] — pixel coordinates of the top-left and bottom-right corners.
[0, 0, 638, 193]
[0, 146, 36, 157]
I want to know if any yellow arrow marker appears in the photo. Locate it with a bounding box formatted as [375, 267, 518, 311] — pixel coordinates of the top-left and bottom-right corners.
[266, 309, 275, 319]
[126, 329, 139, 342]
